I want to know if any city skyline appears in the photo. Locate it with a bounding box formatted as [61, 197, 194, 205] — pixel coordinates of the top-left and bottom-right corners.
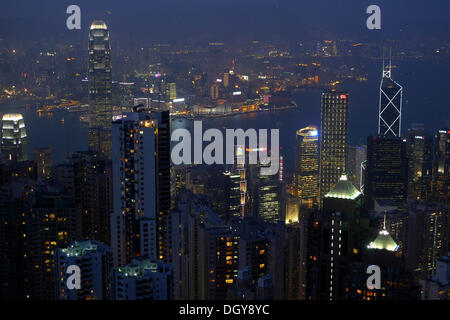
[0, 1, 449, 307]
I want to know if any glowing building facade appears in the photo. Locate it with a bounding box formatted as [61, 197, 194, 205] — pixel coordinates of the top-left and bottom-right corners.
[319, 92, 349, 205]
[295, 126, 319, 209]
[378, 62, 403, 138]
[111, 110, 171, 266]
[88, 21, 113, 158]
[1, 113, 27, 161]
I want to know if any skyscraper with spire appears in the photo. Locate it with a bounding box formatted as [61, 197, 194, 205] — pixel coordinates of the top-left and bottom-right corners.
[378, 54, 403, 138]
[88, 21, 112, 158]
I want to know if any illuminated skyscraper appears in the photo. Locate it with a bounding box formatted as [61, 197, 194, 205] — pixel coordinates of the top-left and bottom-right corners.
[1, 113, 27, 161]
[250, 161, 283, 224]
[378, 61, 403, 138]
[319, 92, 349, 205]
[111, 110, 170, 266]
[88, 21, 112, 158]
[227, 145, 249, 219]
[295, 126, 319, 209]
[307, 173, 367, 300]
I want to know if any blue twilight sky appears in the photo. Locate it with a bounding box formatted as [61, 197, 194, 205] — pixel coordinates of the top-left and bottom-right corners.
[0, 0, 448, 42]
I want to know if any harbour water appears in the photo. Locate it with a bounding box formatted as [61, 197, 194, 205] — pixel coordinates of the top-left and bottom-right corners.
[1, 60, 448, 173]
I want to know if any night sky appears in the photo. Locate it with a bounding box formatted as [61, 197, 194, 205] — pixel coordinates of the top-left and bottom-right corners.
[0, 0, 449, 42]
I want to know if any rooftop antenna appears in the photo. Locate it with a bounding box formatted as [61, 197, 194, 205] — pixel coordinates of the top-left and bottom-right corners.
[389, 47, 392, 75]
[383, 212, 387, 230]
[382, 47, 391, 78]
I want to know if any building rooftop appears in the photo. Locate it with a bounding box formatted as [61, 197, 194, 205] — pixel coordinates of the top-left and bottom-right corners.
[367, 216, 399, 252]
[117, 259, 159, 278]
[324, 174, 361, 200]
[60, 240, 100, 257]
[2, 113, 24, 121]
[90, 20, 107, 30]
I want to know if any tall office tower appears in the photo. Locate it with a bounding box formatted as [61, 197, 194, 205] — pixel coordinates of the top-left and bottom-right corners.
[322, 174, 367, 300]
[207, 47, 224, 85]
[419, 253, 450, 300]
[295, 126, 319, 209]
[378, 60, 403, 138]
[226, 169, 243, 219]
[112, 259, 173, 300]
[88, 21, 112, 158]
[1, 113, 27, 161]
[431, 129, 449, 205]
[347, 145, 366, 190]
[306, 174, 369, 300]
[55, 240, 113, 300]
[24, 185, 78, 300]
[60, 151, 112, 245]
[406, 125, 433, 201]
[319, 92, 349, 205]
[365, 136, 408, 210]
[253, 163, 284, 224]
[111, 110, 170, 266]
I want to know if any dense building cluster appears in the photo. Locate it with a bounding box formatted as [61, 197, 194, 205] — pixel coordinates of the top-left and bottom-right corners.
[0, 21, 448, 301]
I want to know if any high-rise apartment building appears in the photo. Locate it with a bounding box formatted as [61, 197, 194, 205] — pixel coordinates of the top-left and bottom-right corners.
[53, 151, 112, 245]
[112, 259, 172, 300]
[111, 110, 170, 266]
[24, 185, 78, 300]
[55, 240, 113, 300]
